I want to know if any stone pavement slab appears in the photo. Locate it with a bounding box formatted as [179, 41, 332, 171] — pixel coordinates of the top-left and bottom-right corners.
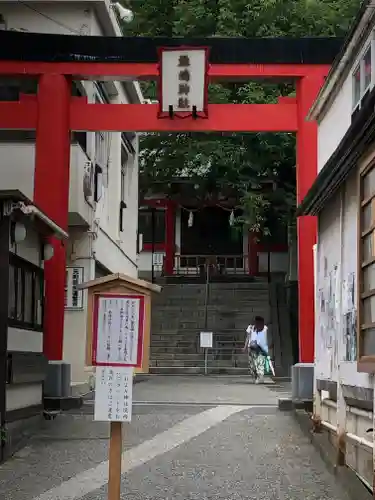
[132, 375, 286, 405]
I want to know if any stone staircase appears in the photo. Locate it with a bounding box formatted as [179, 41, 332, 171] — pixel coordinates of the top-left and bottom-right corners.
[150, 280, 271, 374]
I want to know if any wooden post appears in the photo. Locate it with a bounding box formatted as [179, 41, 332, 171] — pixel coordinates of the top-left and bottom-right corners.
[108, 422, 123, 500]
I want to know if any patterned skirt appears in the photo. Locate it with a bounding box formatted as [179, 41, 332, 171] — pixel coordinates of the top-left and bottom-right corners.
[248, 350, 266, 380]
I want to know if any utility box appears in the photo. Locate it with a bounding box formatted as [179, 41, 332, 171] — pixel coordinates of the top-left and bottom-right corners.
[79, 273, 161, 374]
[292, 363, 314, 401]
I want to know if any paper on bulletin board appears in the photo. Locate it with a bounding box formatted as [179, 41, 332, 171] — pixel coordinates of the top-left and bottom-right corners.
[94, 366, 133, 422]
[93, 295, 144, 367]
[200, 331, 213, 348]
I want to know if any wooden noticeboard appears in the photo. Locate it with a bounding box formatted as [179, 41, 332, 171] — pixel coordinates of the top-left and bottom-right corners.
[79, 275, 161, 500]
[79, 273, 161, 374]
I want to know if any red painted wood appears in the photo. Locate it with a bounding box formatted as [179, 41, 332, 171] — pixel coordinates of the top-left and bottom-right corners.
[0, 101, 297, 132]
[248, 233, 259, 275]
[70, 103, 298, 133]
[143, 243, 166, 252]
[34, 74, 71, 361]
[296, 75, 325, 364]
[0, 61, 330, 80]
[164, 201, 175, 275]
[0, 100, 37, 129]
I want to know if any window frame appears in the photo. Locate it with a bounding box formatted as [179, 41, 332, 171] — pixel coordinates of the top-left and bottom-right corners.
[352, 41, 374, 113]
[8, 253, 44, 332]
[358, 159, 375, 372]
[94, 90, 111, 173]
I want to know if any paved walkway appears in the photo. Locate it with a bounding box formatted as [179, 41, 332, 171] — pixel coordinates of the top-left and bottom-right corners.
[0, 376, 349, 500]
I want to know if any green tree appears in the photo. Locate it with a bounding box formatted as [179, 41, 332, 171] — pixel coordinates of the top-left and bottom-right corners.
[126, 0, 361, 235]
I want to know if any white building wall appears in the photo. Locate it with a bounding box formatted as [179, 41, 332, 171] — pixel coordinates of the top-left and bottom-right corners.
[0, 1, 142, 390]
[314, 171, 373, 489]
[317, 77, 352, 172]
[315, 173, 371, 386]
[0, 143, 35, 202]
[317, 29, 374, 172]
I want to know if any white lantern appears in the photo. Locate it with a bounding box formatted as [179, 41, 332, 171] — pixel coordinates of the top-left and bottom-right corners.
[188, 211, 194, 228]
[229, 210, 235, 226]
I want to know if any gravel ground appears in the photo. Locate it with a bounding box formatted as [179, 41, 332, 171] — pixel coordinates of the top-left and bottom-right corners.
[0, 377, 348, 500]
[82, 408, 350, 500]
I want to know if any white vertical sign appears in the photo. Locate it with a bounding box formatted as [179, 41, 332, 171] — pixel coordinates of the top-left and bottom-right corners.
[94, 366, 133, 422]
[160, 48, 207, 113]
[200, 331, 213, 348]
[65, 267, 84, 309]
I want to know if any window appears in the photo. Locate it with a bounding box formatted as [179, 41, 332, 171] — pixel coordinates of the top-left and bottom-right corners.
[352, 44, 373, 111]
[121, 165, 126, 203]
[95, 129, 110, 168]
[353, 65, 361, 107]
[138, 208, 166, 245]
[94, 92, 111, 174]
[8, 254, 44, 331]
[364, 46, 372, 90]
[358, 160, 375, 371]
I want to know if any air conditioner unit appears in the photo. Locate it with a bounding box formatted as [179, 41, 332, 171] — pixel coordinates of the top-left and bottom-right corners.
[83, 160, 93, 197]
[65, 266, 84, 310]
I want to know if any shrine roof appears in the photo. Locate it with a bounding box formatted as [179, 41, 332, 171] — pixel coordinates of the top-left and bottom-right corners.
[79, 273, 162, 294]
[0, 30, 342, 65]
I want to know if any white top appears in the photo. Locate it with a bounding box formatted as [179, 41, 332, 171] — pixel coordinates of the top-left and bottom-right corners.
[246, 324, 268, 354]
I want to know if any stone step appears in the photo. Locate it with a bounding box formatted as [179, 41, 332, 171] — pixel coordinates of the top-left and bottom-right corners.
[150, 358, 206, 367]
[151, 335, 247, 344]
[153, 291, 269, 302]
[152, 320, 269, 332]
[157, 282, 269, 291]
[152, 301, 269, 311]
[149, 366, 250, 375]
[151, 337, 246, 346]
[152, 308, 270, 318]
[151, 346, 246, 354]
[151, 327, 249, 335]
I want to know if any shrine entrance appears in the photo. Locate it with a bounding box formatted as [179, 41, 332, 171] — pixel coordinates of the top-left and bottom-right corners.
[0, 30, 341, 370]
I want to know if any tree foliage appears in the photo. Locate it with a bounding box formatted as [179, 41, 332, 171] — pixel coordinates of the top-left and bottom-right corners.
[125, 0, 361, 234]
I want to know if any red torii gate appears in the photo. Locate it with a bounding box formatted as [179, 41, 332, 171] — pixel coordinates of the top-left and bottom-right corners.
[0, 31, 341, 366]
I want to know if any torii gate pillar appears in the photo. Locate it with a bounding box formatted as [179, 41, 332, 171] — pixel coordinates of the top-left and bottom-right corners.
[296, 75, 324, 364]
[34, 74, 71, 361]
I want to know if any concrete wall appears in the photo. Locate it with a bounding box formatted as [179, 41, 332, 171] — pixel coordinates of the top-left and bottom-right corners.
[315, 173, 363, 384]
[0, 1, 142, 391]
[314, 168, 374, 489]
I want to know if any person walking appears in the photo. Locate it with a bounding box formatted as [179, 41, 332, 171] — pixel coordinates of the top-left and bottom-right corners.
[243, 315, 269, 384]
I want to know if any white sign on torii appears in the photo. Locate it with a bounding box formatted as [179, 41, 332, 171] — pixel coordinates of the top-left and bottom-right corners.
[159, 47, 209, 116]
